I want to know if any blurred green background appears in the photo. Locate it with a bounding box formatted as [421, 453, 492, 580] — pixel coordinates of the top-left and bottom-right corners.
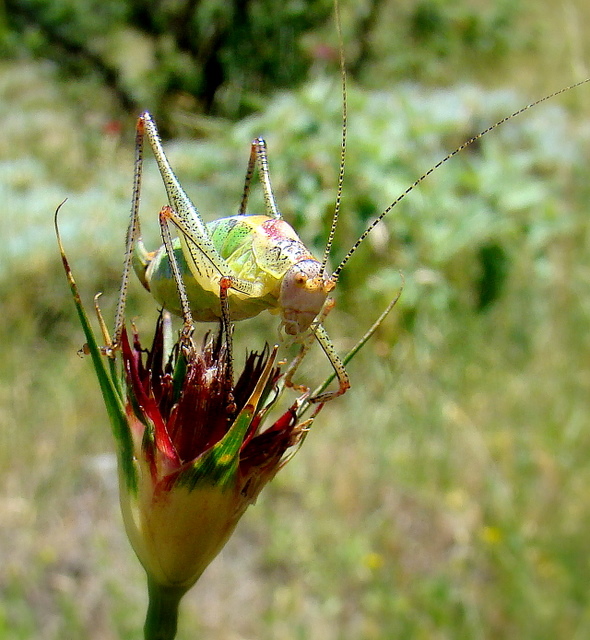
[2, 0, 590, 638]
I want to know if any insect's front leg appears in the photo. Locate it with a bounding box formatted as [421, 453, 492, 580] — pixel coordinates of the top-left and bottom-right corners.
[309, 324, 350, 403]
[283, 334, 314, 395]
[283, 297, 336, 393]
[283, 298, 350, 403]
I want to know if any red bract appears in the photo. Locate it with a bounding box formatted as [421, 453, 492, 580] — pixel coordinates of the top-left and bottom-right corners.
[119, 314, 306, 496]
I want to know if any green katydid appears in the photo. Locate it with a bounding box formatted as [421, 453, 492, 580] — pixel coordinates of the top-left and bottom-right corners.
[112, 115, 349, 403]
[111, 64, 590, 404]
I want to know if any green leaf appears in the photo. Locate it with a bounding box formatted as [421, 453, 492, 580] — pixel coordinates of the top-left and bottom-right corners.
[55, 204, 137, 492]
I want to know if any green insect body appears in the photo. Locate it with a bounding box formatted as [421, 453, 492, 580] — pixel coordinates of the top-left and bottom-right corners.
[114, 111, 344, 403]
[135, 214, 324, 324]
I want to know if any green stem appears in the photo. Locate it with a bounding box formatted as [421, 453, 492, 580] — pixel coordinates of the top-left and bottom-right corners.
[144, 578, 186, 640]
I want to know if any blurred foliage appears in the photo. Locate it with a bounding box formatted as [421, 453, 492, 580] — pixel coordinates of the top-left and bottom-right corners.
[2, 0, 590, 637]
[0, 0, 542, 131]
[2, 0, 334, 129]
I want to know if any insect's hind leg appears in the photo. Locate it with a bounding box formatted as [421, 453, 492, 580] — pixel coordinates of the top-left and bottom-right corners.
[159, 205, 195, 348]
[113, 114, 145, 350]
[238, 137, 281, 219]
[219, 276, 235, 386]
[160, 206, 237, 384]
[237, 140, 257, 215]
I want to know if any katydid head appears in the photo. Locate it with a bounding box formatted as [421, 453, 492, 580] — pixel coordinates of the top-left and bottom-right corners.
[279, 259, 335, 337]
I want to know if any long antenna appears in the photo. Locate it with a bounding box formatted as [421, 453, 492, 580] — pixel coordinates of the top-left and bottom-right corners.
[321, 0, 347, 270]
[331, 77, 590, 282]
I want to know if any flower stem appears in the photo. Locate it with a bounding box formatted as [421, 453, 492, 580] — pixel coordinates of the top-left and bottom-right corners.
[144, 578, 186, 640]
